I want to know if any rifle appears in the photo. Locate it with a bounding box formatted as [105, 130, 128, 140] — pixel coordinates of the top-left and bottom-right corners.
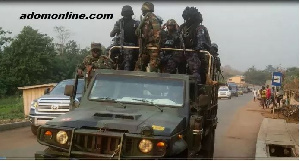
[179, 30, 186, 56]
[138, 15, 143, 69]
[85, 65, 92, 89]
[119, 19, 125, 70]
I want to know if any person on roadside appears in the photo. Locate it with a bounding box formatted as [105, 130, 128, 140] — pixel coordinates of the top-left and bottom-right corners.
[276, 88, 283, 107]
[265, 85, 271, 108]
[253, 88, 257, 102]
[261, 86, 267, 109]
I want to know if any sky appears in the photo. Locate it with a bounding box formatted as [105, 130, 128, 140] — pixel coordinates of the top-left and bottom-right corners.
[0, 2, 298, 72]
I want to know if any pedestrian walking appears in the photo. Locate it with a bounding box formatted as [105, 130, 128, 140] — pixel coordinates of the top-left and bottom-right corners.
[253, 88, 257, 102]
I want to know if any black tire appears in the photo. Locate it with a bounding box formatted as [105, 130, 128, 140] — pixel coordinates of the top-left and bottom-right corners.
[228, 96, 231, 99]
[198, 129, 215, 159]
[172, 148, 188, 159]
[31, 125, 38, 135]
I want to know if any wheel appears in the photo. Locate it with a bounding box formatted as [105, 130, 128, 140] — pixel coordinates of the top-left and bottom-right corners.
[172, 148, 188, 159]
[198, 129, 215, 159]
[228, 96, 231, 99]
[31, 125, 38, 135]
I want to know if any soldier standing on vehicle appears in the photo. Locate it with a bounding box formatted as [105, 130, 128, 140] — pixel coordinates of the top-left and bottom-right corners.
[110, 5, 140, 71]
[134, 2, 162, 72]
[77, 43, 113, 76]
[160, 19, 186, 74]
[179, 6, 211, 83]
[210, 43, 221, 73]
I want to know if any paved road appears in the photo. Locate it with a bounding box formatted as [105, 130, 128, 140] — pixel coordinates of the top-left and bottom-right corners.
[214, 93, 264, 159]
[215, 93, 253, 154]
[0, 92, 254, 159]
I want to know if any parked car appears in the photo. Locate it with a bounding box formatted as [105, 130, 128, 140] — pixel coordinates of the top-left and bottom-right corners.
[218, 86, 232, 99]
[29, 79, 84, 135]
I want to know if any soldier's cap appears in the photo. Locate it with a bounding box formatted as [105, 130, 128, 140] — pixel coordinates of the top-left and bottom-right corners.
[91, 43, 101, 50]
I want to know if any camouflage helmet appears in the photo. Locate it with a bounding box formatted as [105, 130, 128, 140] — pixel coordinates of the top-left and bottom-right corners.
[141, 2, 154, 12]
[167, 19, 177, 26]
[91, 43, 101, 50]
[121, 5, 134, 16]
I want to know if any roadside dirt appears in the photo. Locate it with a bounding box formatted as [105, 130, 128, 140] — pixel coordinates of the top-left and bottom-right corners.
[0, 117, 29, 125]
[254, 98, 299, 124]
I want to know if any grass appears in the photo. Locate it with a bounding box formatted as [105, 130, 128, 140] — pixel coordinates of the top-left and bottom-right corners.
[0, 96, 25, 120]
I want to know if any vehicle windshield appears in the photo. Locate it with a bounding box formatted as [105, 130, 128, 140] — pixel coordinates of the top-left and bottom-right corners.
[230, 86, 237, 91]
[89, 74, 184, 107]
[219, 88, 229, 91]
[50, 79, 84, 95]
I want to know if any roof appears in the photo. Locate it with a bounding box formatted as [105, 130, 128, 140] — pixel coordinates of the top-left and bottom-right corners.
[18, 83, 57, 90]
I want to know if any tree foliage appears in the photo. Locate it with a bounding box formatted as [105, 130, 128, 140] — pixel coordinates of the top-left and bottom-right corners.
[0, 26, 57, 95]
[0, 26, 92, 97]
[283, 67, 299, 91]
[244, 66, 271, 85]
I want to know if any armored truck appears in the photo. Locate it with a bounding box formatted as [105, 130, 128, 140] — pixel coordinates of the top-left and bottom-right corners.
[35, 50, 219, 159]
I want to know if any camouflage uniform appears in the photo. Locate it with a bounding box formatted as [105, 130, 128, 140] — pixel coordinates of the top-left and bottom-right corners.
[77, 43, 113, 71]
[135, 2, 162, 72]
[179, 7, 211, 83]
[110, 5, 139, 71]
[160, 19, 185, 74]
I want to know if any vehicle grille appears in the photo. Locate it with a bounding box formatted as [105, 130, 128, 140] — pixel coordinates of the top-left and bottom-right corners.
[37, 98, 70, 113]
[72, 132, 122, 155]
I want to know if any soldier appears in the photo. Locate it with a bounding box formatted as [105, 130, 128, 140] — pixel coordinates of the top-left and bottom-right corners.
[135, 2, 162, 72]
[77, 43, 113, 77]
[160, 19, 185, 74]
[210, 43, 221, 73]
[179, 6, 211, 83]
[110, 5, 139, 71]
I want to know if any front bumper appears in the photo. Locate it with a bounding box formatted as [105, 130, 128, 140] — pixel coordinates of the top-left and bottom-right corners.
[29, 107, 65, 126]
[35, 151, 168, 160]
[29, 115, 60, 126]
[218, 94, 231, 98]
[36, 128, 185, 160]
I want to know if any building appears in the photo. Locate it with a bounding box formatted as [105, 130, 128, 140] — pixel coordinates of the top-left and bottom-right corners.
[227, 75, 245, 86]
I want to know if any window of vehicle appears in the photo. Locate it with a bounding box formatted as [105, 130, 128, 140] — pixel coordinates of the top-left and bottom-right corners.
[89, 74, 185, 107]
[218, 88, 229, 92]
[50, 80, 84, 95]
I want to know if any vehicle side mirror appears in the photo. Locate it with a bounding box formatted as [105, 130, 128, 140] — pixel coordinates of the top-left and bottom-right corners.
[228, 86, 232, 90]
[64, 85, 74, 97]
[44, 88, 50, 94]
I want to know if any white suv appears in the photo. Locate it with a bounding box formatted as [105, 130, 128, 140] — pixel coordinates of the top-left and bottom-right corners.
[218, 86, 232, 99]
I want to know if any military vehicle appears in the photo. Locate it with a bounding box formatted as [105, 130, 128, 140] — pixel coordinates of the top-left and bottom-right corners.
[35, 48, 220, 159]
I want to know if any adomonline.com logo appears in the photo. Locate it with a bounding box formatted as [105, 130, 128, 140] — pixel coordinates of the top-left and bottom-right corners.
[20, 12, 113, 20]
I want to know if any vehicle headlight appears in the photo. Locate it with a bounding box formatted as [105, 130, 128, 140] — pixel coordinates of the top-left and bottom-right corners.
[139, 139, 153, 153]
[30, 99, 38, 108]
[56, 131, 68, 144]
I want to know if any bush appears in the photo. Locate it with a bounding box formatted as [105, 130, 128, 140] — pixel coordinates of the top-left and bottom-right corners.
[0, 96, 24, 120]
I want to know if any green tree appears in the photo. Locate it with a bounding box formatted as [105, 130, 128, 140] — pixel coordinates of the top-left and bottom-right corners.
[0, 27, 13, 54]
[0, 27, 13, 96]
[1, 26, 57, 95]
[244, 66, 269, 85]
